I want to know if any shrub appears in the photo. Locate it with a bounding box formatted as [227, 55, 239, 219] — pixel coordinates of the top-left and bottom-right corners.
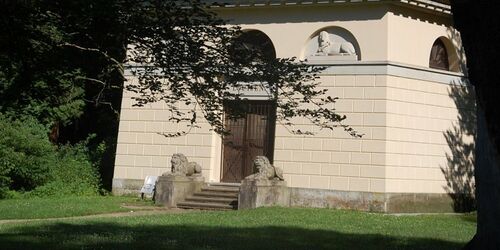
[26, 142, 102, 197]
[0, 114, 102, 198]
[0, 115, 55, 197]
[0, 166, 10, 199]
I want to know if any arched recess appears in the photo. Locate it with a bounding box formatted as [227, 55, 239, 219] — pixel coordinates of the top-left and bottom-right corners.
[231, 29, 276, 63]
[302, 26, 361, 61]
[429, 37, 460, 72]
[222, 29, 278, 183]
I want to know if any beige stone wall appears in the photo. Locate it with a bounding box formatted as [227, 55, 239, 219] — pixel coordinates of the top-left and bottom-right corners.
[387, 6, 463, 71]
[216, 5, 390, 61]
[274, 73, 472, 195]
[274, 74, 387, 193]
[217, 4, 462, 70]
[383, 75, 473, 194]
[114, 72, 472, 195]
[113, 76, 218, 182]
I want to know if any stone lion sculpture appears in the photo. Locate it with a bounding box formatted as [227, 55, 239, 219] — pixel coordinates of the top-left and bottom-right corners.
[165, 153, 202, 176]
[316, 31, 356, 56]
[245, 156, 284, 181]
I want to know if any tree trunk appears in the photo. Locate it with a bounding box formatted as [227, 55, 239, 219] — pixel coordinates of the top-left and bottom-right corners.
[466, 106, 500, 249]
[451, 1, 500, 248]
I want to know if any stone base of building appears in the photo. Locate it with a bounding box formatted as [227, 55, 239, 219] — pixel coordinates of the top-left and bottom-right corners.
[112, 178, 454, 213]
[384, 193, 455, 213]
[289, 188, 455, 213]
[289, 187, 386, 211]
[238, 179, 290, 209]
[154, 175, 205, 208]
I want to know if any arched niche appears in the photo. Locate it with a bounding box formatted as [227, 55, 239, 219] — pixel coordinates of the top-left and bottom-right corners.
[231, 29, 276, 63]
[429, 37, 460, 72]
[303, 27, 361, 62]
[228, 29, 276, 100]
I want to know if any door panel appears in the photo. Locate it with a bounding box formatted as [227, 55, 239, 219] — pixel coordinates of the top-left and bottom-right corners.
[221, 101, 276, 183]
[221, 115, 246, 183]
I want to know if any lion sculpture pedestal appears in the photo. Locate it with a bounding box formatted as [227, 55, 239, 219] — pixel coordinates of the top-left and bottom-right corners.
[238, 156, 290, 209]
[154, 154, 205, 208]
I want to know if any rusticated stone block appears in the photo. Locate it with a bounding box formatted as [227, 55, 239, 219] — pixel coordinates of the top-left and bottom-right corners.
[154, 175, 204, 208]
[238, 179, 290, 209]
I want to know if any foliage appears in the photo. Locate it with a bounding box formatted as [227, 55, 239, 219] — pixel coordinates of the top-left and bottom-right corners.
[0, 1, 86, 127]
[0, 115, 55, 198]
[0, 207, 475, 249]
[25, 141, 102, 198]
[1, 0, 361, 195]
[122, 0, 360, 137]
[0, 0, 127, 190]
[0, 114, 102, 198]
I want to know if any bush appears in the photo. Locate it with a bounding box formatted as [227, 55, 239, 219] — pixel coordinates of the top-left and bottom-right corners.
[0, 115, 55, 198]
[26, 142, 102, 197]
[0, 114, 102, 198]
[0, 168, 10, 199]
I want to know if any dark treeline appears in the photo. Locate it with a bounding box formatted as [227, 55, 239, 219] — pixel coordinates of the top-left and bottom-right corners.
[0, 0, 127, 194]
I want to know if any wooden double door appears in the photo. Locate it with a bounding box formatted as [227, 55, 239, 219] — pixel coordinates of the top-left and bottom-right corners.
[221, 100, 276, 183]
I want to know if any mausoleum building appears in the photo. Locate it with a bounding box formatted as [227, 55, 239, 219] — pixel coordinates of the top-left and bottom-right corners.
[113, 0, 474, 212]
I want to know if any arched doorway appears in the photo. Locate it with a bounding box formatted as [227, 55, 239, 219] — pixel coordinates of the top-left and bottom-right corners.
[221, 30, 277, 183]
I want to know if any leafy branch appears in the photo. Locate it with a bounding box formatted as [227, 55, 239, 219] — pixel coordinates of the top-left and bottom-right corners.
[122, 0, 361, 138]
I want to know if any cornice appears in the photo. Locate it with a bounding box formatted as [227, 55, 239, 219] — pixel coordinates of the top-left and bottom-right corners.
[209, 0, 451, 15]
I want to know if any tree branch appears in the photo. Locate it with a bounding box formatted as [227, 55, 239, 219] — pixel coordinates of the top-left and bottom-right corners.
[61, 42, 124, 74]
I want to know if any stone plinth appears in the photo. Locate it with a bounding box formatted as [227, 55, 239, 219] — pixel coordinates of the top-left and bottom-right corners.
[306, 55, 358, 63]
[154, 175, 205, 208]
[238, 179, 290, 209]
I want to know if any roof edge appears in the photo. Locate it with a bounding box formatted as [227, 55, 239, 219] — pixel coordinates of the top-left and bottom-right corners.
[208, 0, 451, 15]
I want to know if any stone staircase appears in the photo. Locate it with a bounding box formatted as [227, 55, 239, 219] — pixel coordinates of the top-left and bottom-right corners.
[177, 183, 240, 210]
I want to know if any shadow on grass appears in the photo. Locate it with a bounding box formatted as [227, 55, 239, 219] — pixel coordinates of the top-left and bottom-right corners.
[0, 222, 465, 250]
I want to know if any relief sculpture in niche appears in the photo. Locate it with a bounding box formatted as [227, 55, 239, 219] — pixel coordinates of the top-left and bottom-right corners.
[305, 29, 359, 62]
[316, 31, 356, 56]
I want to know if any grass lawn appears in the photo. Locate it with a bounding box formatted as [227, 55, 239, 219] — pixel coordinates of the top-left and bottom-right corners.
[0, 203, 476, 250]
[0, 196, 150, 220]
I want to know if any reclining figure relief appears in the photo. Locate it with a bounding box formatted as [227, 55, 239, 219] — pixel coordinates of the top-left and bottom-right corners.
[316, 31, 356, 56]
[245, 156, 284, 181]
[164, 153, 202, 176]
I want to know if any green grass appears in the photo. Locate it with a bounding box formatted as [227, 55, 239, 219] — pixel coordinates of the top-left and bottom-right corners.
[0, 206, 476, 250]
[0, 196, 147, 220]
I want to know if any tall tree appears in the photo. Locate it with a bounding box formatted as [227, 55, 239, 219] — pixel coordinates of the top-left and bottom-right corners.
[1, 0, 127, 189]
[450, 1, 500, 249]
[0, 1, 86, 129]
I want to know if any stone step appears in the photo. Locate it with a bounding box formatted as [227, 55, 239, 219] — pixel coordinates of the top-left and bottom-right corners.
[193, 191, 239, 199]
[201, 186, 240, 192]
[177, 201, 236, 210]
[185, 196, 237, 204]
[206, 182, 241, 188]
